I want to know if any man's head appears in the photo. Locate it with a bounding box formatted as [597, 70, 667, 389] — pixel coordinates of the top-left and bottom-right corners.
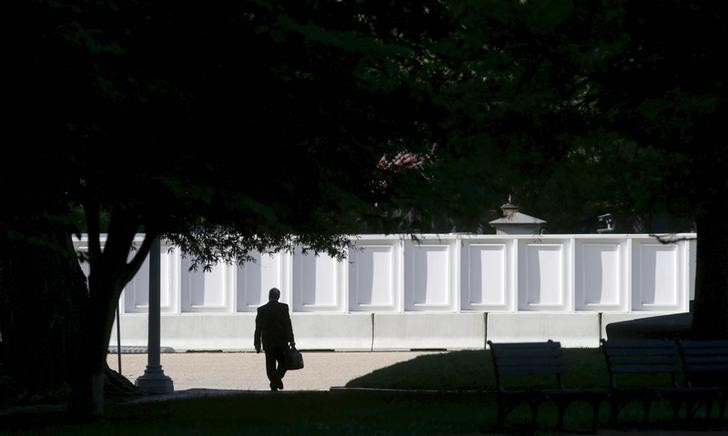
[268, 287, 281, 302]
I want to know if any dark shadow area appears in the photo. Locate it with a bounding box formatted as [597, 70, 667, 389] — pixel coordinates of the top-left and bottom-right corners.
[345, 348, 608, 391]
[606, 313, 693, 339]
[4, 381, 727, 434]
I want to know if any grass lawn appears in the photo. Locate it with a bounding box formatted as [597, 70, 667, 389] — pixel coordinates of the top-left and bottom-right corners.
[345, 348, 609, 391]
[2, 349, 727, 434]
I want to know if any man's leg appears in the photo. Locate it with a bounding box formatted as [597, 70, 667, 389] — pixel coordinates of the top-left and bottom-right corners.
[264, 350, 281, 391]
[274, 349, 287, 389]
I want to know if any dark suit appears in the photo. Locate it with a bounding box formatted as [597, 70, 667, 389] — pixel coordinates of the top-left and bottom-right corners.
[254, 301, 295, 389]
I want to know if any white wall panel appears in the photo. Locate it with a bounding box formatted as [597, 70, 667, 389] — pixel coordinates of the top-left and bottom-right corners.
[237, 252, 285, 312]
[160, 246, 179, 312]
[373, 313, 484, 349]
[124, 256, 149, 312]
[292, 313, 372, 350]
[293, 250, 344, 311]
[575, 241, 625, 311]
[405, 241, 456, 311]
[689, 239, 697, 301]
[125, 246, 179, 313]
[349, 241, 400, 311]
[487, 313, 600, 348]
[519, 242, 568, 310]
[461, 242, 510, 311]
[415, 247, 449, 305]
[632, 242, 681, 310]
[180, 258, 234, 312]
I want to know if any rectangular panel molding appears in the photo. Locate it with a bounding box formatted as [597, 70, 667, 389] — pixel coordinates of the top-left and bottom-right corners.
[237, 252, 286, 312]
[575, 241, 626, 311]
[348, 239, 401, 312]
[632, 240, 685, 311]
[180, 258, 235, 312]
[461, 241, 511, 311]
[518, 241, 570, 311]
[405, 240, 457, 311]
[293, 249, 345, 312]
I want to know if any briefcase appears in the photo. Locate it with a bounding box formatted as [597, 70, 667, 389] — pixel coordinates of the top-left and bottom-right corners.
[285, 346, 304, 370]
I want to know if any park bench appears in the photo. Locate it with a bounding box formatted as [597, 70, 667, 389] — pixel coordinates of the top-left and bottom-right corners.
[677, 339, 728, 418]
[601, 338, 687, 424]
[487, 340, 606, 432]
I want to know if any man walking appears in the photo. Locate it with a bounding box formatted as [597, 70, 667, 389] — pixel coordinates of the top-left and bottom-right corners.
[254, 287, 295, 391]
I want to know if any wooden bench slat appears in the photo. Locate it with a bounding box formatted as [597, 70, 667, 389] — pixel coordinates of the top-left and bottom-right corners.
[609, 364, 680, 374]
[490, 340, 605, 431]
[492, 351, 561, 359]
[495, 356, 562, 365]
[491, 341, 561, 348]
[682, 349, 728, 357]
[679, 340, 728, 348]
[684, 363, 728, 372]
[679, 340, 728, 380]
[497, 364, 563, 370]
[683, 355, 728, 364]
[604, 348, 677, 356]
[497, 366, 567, 376]
[608, 355, 678, 365]
[491, 345, 560, 354]
[601, 338, 728, 425]
[604, 339, 676, 347]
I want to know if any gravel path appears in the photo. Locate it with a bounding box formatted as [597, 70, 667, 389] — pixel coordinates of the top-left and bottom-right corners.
[106, 351, 437, 392]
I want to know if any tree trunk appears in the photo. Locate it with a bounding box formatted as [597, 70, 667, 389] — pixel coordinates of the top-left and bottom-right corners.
[68, 218, 152, 417]
[69, 266, 124, 416]
[691, 204, 728, 338]
[0, 231, 86, 398]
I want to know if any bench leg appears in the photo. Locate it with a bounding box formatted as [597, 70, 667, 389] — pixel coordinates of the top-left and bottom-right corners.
[642, 399, 652, 423]
[555, 401, 566, 430]
[591, 399, 601, 433]
[685, 398, 702, 420]
[609, 399, 621, 426]
[671, 398, 682, 420]
[554, 398, 600, 433]
[495, 401, 505, 431]
[495, 398, 518, 431]
[706, 399, 713, 419]
[529, 400, 540, 429]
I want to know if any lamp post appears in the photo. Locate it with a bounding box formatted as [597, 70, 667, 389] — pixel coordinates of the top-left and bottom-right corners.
[135, 237, 174, 393]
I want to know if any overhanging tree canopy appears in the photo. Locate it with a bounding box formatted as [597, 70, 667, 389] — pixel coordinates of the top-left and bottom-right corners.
[2, 0, 727, 417]
[0, 0, 446, 414]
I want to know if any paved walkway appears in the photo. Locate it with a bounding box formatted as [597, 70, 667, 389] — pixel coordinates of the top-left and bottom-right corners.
[106, 351, 436, 392]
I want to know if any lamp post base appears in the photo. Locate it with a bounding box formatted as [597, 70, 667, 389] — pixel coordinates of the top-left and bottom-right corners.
[135, 365, 174, 394]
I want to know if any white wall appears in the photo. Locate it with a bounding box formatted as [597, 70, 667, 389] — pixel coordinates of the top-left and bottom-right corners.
[85, 233, 696, 350]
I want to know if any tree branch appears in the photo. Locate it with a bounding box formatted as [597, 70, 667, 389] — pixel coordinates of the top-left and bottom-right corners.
[124, 232, 157, 285]
[103, 208, 148, 290]
[649, 233, 697, 244]
[85, 199, 102, 260]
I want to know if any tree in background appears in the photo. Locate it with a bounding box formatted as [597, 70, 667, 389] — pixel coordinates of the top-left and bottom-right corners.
[420, 0, 723, 336]
[576, 0, 726, 337]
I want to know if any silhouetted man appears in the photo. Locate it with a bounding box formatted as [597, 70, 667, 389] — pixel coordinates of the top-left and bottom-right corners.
[254, 287, 295, 391]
